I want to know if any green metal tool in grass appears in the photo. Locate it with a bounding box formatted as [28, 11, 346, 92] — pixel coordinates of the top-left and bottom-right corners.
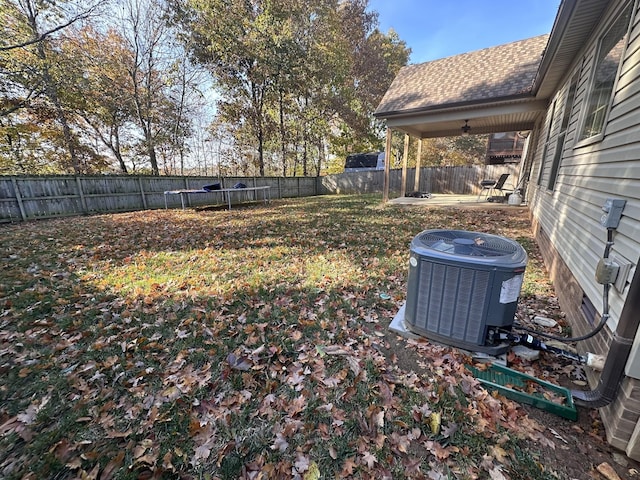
[468, 363, 578, 421]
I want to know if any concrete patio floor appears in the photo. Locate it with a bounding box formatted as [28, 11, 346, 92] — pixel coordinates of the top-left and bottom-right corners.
[388, 194, 527, 209]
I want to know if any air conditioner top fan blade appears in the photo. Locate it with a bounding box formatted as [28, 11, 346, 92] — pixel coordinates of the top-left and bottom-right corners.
[412, 229, 526, 266]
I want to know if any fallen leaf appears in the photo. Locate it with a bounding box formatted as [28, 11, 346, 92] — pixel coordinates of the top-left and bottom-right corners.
[490, 445, 509, 463]
[271, 432, 289, 453]
[425, 441, 455, 461]
[191, 445, 211, 466]
[429, 412, 441, 435]
[323, 345, 350, 355]
[160, 385, 181, 402]
[346, 356, 360, 376]
[480, 454, 495, 470]
[328, 445, 337, 460]
[362, 451, 377, 468]
[162, 451, 175, 472]
[85, 463, 100, 480]
[100, 451, 124, 480]
[226, 353, 251, 371]
[294, 453, 310, 473]
[303, 461, 320, 480]
[341, 457, 357, 476]
[17, 395, 51, 425]
[390, 432, 410, 453]
[489, 465, 508, 480]
[441, 422, 458, 438]
[549, 427, 568, 444]
[597, 462, 623, 480]
[133, 444, 147, 459]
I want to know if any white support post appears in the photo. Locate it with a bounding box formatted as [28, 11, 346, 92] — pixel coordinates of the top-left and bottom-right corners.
[400, 134, 409, 198]
[414, 138, 422, 192]
[383, 127, 392, 203]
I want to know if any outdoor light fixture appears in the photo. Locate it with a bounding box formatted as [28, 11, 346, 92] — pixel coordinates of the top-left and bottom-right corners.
[461, 120, 471, 136]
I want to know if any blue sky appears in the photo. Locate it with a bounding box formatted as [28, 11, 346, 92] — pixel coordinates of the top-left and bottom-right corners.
[367, 0, 561, 64]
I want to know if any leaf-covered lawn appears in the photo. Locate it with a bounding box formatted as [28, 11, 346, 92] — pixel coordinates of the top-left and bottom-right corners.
[1, 195, 560, 479]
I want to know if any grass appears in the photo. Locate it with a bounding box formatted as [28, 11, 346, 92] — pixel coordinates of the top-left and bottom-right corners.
[1, 194, 564, 479]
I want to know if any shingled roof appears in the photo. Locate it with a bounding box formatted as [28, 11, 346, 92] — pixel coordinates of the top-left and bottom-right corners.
[374, 34, 550, 117]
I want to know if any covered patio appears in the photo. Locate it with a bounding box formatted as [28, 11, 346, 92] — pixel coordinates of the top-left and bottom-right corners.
[388, 193, 527, 208]
[374, 34, 552, 200]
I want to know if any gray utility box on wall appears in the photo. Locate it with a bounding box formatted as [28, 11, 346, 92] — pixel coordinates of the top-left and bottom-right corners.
[404, 230, 528, 355]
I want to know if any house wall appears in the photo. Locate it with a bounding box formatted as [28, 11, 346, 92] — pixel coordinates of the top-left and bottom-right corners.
[527, 0, 640, 459]
[532, 214, 640, 456]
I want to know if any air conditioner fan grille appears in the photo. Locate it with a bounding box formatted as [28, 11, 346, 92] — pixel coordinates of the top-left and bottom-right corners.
[418, 230, 518, 257]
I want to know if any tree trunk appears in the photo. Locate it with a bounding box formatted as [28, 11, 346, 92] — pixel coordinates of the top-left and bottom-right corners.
[258, 126, 265, 177]
[148, 141, 159, 175]
[302, 136, 308, 177]
[250, 81, 266, 177]
[280, 89, 287, 177]
[293, 137, 299, 176]
[34, 32, 79, 172]
[113, 130, 128, 173]
[316, 138, 324, 177]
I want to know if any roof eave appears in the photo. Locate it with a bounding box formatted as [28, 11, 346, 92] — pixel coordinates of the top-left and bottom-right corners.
[532, 0, 613, 98]
[374, 92, 537, 120]
[531, 0, 577, 95]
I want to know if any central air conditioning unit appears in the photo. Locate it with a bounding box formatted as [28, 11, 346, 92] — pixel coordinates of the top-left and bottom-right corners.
[404, 229, 528, 355]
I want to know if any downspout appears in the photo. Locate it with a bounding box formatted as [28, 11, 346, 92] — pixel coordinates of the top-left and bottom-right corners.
[572, 262, 640, 408]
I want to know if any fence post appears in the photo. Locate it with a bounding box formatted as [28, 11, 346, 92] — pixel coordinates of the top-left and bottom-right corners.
[184, 177, 191, 208]
[75, 176, 88, 214]
[138, 176, 148, 209]
[10, 177, 27, 221]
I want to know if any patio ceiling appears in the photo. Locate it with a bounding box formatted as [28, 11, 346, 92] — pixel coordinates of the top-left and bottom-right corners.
[383, 99, 547, 138]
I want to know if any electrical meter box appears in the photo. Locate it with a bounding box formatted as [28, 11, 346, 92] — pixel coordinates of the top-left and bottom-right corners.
[601, 198, 626, 229]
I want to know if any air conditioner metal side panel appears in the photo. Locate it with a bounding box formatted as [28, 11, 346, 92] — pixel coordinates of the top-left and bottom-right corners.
[411, 260, 491, 346]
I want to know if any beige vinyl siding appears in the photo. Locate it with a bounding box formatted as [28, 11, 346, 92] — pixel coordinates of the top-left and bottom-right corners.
[531, 1, 640, 337]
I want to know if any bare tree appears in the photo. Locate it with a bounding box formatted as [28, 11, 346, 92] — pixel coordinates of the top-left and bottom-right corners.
[118, 0, 172, 175]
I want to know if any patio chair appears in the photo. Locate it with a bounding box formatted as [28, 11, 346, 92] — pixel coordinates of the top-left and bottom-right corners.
[476, 173, 513, 201]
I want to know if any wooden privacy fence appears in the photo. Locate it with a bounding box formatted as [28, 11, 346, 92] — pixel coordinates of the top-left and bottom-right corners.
[0, 175, 318, 223]
[0, 165, 519, 222]
[319, 164, 520, 195]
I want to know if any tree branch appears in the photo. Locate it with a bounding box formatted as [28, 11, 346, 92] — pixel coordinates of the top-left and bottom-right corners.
[0, 1, 104, 52]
